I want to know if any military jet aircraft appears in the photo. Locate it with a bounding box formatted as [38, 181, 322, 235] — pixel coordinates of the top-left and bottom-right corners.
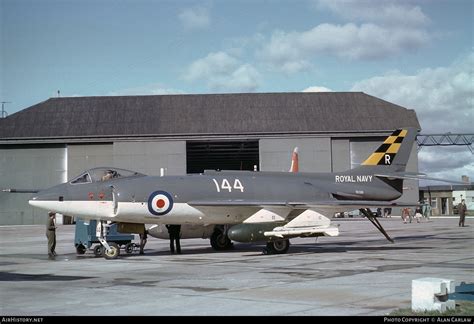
[22, 127, 440, 259]
[146, 146, 301, 250]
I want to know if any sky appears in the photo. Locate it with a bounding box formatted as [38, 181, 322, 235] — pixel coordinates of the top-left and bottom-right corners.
[1, 0, 473, 183]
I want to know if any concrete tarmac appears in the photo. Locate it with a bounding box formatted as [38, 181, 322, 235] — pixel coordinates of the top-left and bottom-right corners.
[0, 217, 472, 316]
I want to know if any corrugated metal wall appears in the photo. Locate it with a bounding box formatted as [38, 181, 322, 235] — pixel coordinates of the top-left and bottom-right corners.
[0, 145, 66, 225]
[259, 137, 332, 172]
[113, 141, 186, 176]
[67, 144, 113, 180]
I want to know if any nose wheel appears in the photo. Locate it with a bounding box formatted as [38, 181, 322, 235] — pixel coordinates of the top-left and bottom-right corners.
[102, 242, 120, 259]
[97, 221, 121, 259]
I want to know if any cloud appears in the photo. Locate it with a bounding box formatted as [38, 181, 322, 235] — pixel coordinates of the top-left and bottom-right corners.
[351, 53, 474, 184]
[418, 146, 473, 185]
[185, 52, 238, 81]
[351, 52, 473, 133]
[183, 51, 261, 92]
[108, 83, 186, 96]
[280, 60, 312, 74]
[302, 86, 333, 92]
[258, 1, 430, 73]
[178, 6, 210, 30]
[259, 23, 429, 69]
[316, 0, 430, 27]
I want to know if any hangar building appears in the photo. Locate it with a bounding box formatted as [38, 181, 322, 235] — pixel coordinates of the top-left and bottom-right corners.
[0, 92, 420, 225]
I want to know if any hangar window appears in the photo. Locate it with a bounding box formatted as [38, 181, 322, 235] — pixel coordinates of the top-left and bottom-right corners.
[186, 140, 259, 174]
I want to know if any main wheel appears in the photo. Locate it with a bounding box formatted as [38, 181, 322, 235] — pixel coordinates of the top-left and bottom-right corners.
[103, 242, 120, 260]
[75, 244, 87, 255]
[266, 239, 290, 254]
[210, 230, 233, 250]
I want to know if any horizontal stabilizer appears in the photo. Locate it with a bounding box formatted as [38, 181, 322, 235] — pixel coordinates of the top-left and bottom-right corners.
[264, 225, 339, 239]
[374, 172, 466, 184]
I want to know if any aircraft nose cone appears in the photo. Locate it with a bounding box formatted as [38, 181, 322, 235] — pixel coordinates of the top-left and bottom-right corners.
[28, 185, 67, 212]
[28, 192, 59, 210]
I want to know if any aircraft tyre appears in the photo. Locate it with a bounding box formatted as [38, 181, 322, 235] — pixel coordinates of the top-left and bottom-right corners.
[210, 230, 233, 250]
[265, 239, 290, 254]
[103, 242, 120, 260]
[75, 244, 87, 255]
[93, 245, 103, 256]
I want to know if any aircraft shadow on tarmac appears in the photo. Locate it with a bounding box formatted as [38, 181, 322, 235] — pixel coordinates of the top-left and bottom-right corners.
[0, 241, 433, 260]
[111, 241, 432, 257]
[0, 271, 94, 282]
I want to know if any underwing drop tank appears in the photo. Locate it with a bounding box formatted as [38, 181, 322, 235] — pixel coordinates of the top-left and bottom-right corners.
[227, 222, 286, 243]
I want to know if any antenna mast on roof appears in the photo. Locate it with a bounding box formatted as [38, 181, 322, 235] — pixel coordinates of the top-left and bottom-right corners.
[1, 101, 11, 118]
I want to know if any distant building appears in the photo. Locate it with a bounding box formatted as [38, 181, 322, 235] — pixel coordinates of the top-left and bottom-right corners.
[420, 185, 474, 216]
[0, 92, 420, 224]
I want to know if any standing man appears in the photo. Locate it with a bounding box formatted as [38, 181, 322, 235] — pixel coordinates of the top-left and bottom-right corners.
[458, 199, 467, 227]
[165, 225, 182, 254]
[139, 227, 148, 255]
[46, 211, 57, 258]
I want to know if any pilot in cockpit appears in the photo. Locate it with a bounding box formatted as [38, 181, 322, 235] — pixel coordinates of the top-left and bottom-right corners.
[101, 170, 115, 181]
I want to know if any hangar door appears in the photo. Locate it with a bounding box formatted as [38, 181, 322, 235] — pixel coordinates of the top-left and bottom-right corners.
[186, 141, 259, 174]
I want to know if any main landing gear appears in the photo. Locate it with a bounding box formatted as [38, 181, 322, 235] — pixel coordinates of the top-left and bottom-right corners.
[262, 239, 290, 255]
[210, 225, 234, 250]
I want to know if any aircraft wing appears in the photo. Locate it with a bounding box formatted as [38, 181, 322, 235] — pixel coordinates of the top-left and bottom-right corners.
[189, 199, 418, 209]
[289, 200, 419, 208]
[189, 198, 421, 229]
[188, 200, 288, 207]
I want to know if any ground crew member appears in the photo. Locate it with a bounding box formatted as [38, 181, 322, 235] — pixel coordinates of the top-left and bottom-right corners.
[458, 199, 467, 227]
[46, 211, 57, 258]
[139, 227, 148, 255]
[166, 224, 182, 254]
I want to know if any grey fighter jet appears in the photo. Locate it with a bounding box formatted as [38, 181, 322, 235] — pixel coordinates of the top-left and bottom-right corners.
[24, 127, 434, 259]
[146, 146, 301, 250]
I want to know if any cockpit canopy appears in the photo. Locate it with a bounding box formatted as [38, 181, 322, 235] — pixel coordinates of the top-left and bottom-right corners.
[69, 167, 145, 184]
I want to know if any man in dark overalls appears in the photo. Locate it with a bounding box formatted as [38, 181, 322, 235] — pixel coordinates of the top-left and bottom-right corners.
[165, 224, 182, 254]
[139, 227, 148, 255]
[458, 199, 467, 227]
[46, 211, 57, 258]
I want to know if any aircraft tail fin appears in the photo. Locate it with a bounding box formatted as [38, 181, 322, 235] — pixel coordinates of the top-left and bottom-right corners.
[352, 127, 418, 194]
[360, 127, 418, 172]
[289, 147, 299, 173]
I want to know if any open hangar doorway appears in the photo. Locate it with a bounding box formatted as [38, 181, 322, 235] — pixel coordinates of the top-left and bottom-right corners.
[186, 140, 259, 174]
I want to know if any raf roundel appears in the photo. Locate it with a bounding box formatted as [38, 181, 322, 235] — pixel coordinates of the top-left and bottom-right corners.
[147, 191, 174, 216]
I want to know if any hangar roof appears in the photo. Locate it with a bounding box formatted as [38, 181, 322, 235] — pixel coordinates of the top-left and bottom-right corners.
[0, 92, 419, 141]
